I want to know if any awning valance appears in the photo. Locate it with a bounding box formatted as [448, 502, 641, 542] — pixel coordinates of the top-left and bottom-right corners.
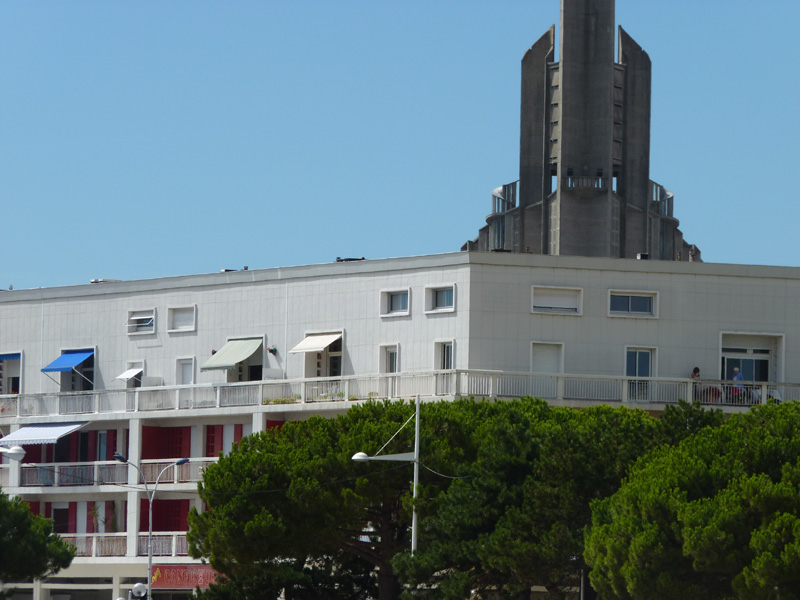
[0, 422, 87, 446]
[200, 338, 262, 371]
[0, 353, 21, 361]
[42, 350, 94, 373]
[289, 333, 342, 353]
[116, 368, 143, 381]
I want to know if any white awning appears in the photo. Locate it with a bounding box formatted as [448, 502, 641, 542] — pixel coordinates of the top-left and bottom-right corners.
[200, 338, 263, 371]
[289, 333, 342, 353]
[116, 368, 143, 381]
[0, 422, 87, 446]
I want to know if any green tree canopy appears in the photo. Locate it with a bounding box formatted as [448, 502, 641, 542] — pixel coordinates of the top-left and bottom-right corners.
[395, 399, 722, 599]
[585, 401, 800, 600]
[0, 490, 75, 596]
[188, 397, 721, 600]
[189, 399, 442, 600]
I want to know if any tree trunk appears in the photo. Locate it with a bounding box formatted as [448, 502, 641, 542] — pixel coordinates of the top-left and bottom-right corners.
[377, 565, 399, 600]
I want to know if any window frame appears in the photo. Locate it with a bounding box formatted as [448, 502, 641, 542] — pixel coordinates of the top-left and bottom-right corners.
[380, 288, 411, 318]
[379, 343, 400, 374]
[624, 346, 657, 377]
[530, 341, 565, 373]
[0, 350, 23, 395]
[167, 305, 197, 333]
[434, 340, 455, 370]
[425, 284, 456, 314]
[126, 308, 156, 335]
[531, 285, 583, 316]
[608, 290, 658, 318]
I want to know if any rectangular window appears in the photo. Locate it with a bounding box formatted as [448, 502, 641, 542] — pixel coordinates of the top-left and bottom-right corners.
[438, 342, 453, 370]
[531, 342, 563, 373]
[626, 347, 654, 401]
[167, 306, 197, 332]
[532, 286, 582, 315]
[426, 285, 456, 313]
[126, 309, 156, 335]
[435, 288, 454, 309]
[609, 292, 657, 317]
[626, 349, 652, 378]
[390, 292, 408, 313]
[380, 289, 411, 317]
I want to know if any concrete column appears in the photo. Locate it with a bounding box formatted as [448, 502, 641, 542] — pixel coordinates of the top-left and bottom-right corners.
[112, 574, 122, 600]
[126, 490, 141, 558]
[190, 425, 202, 460]
[252, 411, 266, 434]
[128, 419, 142, 471]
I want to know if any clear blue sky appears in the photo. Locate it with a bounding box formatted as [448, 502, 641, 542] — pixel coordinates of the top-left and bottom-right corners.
[3, 1, 799, 290]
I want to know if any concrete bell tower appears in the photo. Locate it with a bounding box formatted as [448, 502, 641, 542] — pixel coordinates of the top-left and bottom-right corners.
[464, 0, 700, 262]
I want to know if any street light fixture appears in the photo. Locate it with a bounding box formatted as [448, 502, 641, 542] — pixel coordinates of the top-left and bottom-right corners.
[114, 453, 190, 600]
[352, 394, 421, 554]
[0, 445, 26, 462]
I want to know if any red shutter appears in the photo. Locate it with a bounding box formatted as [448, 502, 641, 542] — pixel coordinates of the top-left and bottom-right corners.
[68, 502, 77, 534]
[87, 502, 95, 533]
[107, 430, 117, 461]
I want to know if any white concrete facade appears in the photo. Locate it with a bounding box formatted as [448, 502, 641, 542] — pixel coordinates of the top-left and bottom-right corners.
[1, 251, 799, 599]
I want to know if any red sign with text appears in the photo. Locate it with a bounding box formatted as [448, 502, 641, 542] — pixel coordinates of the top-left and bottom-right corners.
[151, 564, 216, 589]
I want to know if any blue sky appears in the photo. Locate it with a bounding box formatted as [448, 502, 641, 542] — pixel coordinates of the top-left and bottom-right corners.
[2, 1, 799, 290]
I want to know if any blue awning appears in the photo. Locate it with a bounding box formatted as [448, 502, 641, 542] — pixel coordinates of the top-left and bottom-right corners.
[0, 353, 20, 361]
[41, 350, 94, 373]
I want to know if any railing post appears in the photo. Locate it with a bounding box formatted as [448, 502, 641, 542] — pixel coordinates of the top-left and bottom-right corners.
[216, 386, 221, 408]
[557, 375, 565, 400]
[301, 381, 307, 403]
[489, 373, 495, 399]
[761, 383, 768, 404]
[621, 378, 629, 403]
[686, 381, 693, 403]
[95, 392, 100, 414]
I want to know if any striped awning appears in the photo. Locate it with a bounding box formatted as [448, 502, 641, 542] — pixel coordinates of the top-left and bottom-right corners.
[289, 333, 342, 353]
[0, 422, 87, 446]
[200, 338, 262, 371]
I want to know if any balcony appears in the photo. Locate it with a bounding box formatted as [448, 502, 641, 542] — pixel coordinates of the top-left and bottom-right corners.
[60, 532, 189, 558]
[1, 371, 797, 421]
[17, 458, 215, 488]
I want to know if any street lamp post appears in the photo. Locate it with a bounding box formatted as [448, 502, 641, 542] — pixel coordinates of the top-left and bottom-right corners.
[114, 453, 189, 600]
[352, 394, 421, 554]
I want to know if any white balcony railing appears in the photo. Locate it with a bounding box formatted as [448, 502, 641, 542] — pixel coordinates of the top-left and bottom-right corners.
[18, 458, 216, 488]
[1, 371, 798, 422]
[61, 533, 128, 557]
[138, 532, 189, 557]
[60, 532, 189, 558]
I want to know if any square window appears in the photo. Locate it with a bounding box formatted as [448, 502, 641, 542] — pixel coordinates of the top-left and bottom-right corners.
[435, 288, 453, 309]
[390, 292, 408, 313]
[380, 289, 411, 317]
[126, 309, 156, 335]
[167, 306, 197, 332]
[425, 285, 456, 313]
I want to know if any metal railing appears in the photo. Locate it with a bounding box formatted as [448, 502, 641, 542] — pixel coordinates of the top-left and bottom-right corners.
[62, 533, 128, 557]
[138, 532, 189, 557]
[2, 371, 798, 422]
[18, 458, 215, 488]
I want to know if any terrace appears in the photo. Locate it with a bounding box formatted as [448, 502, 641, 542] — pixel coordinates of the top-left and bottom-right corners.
[1, 370, 795, 420]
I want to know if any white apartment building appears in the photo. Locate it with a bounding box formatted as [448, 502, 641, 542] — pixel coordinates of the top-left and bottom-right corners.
[1, 251, 799, 599]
